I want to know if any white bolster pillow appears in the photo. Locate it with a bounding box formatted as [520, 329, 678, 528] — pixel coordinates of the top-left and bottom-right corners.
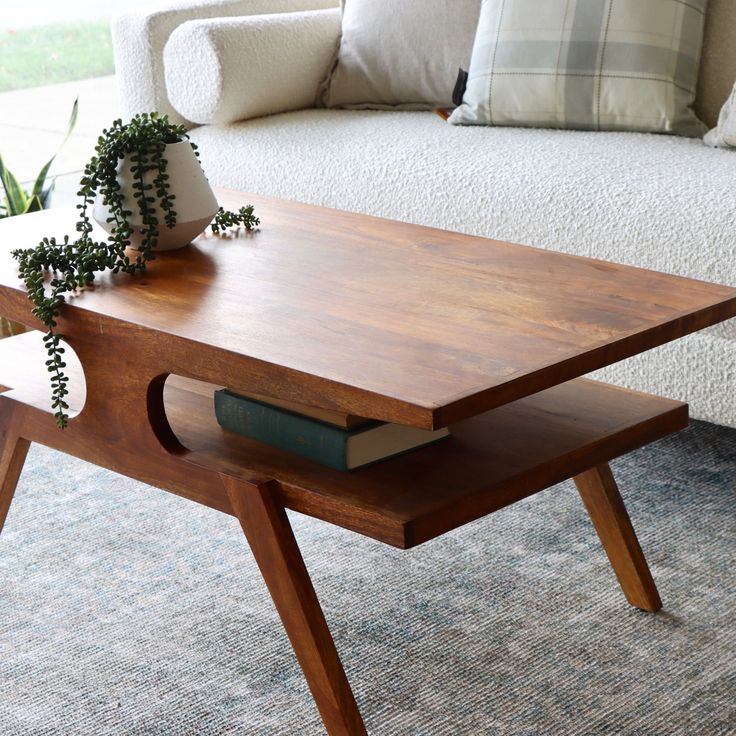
[163, 8, 341, 125]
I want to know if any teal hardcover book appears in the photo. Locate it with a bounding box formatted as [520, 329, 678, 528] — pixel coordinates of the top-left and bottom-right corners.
[214, 390, 450, 471]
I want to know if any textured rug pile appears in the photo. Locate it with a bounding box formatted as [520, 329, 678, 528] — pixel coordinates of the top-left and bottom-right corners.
[1, 420, 734, 735]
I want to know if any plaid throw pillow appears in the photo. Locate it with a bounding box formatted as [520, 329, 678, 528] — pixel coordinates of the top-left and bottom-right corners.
[449, 0, 708, 136]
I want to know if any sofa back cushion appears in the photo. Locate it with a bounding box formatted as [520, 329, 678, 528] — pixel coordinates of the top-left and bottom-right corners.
[696, 0, 736, 128]
[323, 0, 481, 109]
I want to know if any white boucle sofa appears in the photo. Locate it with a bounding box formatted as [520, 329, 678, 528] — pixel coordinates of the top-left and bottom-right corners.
[112, 0, 736, 427]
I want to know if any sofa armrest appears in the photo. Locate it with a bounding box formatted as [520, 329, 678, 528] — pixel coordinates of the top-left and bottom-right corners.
[164, 9, 340, 125]
[112, 0, 338, 126]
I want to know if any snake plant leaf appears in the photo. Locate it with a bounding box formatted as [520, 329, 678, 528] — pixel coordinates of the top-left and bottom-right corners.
[31, 97, 79, 200]
[40, 182, 55, 209]
[23, 194, 45, 214]
[0, 152, 29, 216]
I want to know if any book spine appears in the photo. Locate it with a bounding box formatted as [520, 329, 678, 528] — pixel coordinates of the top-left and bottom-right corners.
[214, 391, 349, 471]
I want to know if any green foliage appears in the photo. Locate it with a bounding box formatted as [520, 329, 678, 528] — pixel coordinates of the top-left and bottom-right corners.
[12, 112, 259, 429]
[0, 98, 78, 218]
[211, 205, 260, 233]
[0, 21, 113, 92]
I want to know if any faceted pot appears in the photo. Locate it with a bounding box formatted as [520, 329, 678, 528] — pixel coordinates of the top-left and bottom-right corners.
[93, 140, 219, 251]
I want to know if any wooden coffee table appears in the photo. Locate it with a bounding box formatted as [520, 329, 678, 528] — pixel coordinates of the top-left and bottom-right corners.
[1, 190, 735, 735]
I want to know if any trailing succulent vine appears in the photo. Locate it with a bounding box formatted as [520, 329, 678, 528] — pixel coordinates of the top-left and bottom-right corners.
[12, 112, 260, 429]
[211, 205, 259, 233]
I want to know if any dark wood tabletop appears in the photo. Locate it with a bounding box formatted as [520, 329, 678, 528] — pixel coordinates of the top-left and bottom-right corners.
[1, 188, 735, 429]
[0, 190, 726, 734]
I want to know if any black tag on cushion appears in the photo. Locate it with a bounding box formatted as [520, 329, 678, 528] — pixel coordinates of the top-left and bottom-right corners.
[452, 68, 468, 107]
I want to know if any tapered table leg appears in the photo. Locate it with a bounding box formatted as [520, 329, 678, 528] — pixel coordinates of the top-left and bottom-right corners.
[223, 476, 367, 736]
[574, 463, 662, 612]
[0, 404, 30, 535]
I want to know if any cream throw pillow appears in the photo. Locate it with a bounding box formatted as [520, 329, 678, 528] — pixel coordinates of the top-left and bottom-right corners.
[450, 0, 708, 136]
[165, 10, 341, 125]
[704, 82, 736, 147]
[323, 0, 481, 109]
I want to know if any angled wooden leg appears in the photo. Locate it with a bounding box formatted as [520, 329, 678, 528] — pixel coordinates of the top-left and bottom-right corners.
[222, 476, 367, 736]
[574, 463, 662, 612]
[0, 405, 30, 534]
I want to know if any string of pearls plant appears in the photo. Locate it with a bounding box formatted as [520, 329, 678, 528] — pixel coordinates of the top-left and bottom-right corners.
[12, 113, 259, 429]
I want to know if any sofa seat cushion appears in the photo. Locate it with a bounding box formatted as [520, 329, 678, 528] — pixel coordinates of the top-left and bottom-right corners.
[188, 110, 736, 340]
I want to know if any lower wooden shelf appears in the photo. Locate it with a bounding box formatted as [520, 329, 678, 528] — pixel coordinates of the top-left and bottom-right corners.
[0, 332, 688, 549]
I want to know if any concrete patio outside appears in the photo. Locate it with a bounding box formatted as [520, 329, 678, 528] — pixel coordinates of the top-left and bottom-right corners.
[0, 75, 119, 336]
[0, 75, 120, 208]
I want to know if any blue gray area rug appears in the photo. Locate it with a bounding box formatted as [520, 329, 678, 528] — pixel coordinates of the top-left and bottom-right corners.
[1, 420, 734, 735]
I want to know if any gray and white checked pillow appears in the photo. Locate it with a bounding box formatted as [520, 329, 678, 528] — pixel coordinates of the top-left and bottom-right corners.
[449, 0, 708, 136]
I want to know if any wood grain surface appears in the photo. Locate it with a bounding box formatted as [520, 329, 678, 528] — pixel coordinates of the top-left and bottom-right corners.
[225, 476, 367, 735]
[1, 193, 713, 735]
[575, 464, 663, 612]
[0, 333, 687, 549]
[0, 191, 733, 430]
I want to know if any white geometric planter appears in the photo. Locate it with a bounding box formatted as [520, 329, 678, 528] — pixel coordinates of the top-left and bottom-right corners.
[93, 140, 219, 251]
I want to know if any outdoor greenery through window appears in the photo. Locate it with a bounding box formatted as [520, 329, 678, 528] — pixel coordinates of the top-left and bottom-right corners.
[0, 20, 114, 92]
[0, 0, 152, 91]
